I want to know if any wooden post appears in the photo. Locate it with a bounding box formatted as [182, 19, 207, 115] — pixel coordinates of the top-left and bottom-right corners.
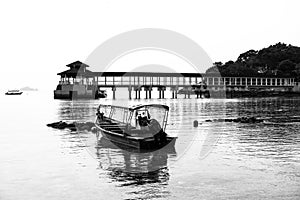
[128, 87, 132, 100]
[145, 88, 148, 99]
[158, 88, 161, 99]
[135, 89, 138, 99]
[112, 87, 116, 100]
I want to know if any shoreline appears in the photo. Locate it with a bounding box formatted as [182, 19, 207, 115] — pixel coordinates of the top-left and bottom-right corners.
[222, 91, 300, 98]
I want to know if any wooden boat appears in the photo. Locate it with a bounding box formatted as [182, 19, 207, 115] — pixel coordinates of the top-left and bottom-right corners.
[95, 104, 177, 150]
[5, 90, 23, 95]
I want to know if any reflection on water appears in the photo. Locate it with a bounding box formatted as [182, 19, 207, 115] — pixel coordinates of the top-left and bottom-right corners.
[94, 137, 176, 199]
[108, 167, 170, 187]
[54, 97, 300, 199]
[2, 93, 299, 200]
[221, 98, 300, 165]
[108, 168, 171, 199]
[96, 137, 176, 173]
[96, 143, 172, 199]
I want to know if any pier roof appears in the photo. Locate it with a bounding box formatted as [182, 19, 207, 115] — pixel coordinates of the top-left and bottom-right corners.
[57, 68, 94, 78]
[92, 72, 293, 78]
[92, 72, 205, 77]
[66, 61, 89, 68]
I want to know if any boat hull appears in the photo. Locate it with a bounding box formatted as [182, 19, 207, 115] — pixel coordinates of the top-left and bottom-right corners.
[5, 92, 23, 95]
[96, 126, 176, 151]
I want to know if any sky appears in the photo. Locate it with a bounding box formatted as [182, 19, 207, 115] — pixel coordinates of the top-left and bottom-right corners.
[0, 0, 300, 91]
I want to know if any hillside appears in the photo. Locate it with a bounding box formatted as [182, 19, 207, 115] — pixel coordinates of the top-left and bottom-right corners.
[206, 43, 300, 80]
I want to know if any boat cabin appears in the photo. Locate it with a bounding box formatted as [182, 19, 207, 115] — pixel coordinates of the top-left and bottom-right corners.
[95, 104, 176, 150]
[96, 104, 169, 137]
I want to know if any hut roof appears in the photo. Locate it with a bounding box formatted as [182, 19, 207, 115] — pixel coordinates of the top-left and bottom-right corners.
[57, 68, 94, 78]
[66, 61, 89, 68]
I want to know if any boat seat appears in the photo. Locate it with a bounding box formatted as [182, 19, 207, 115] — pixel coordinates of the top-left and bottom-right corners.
[100, 124, 127, 127]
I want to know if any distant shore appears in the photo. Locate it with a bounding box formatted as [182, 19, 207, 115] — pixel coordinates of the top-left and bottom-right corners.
[222, 91, 300, 98]
[179, 90, 300, 98]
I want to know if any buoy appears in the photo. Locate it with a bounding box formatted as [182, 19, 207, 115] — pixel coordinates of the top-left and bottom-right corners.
[193, 120, 198, 127]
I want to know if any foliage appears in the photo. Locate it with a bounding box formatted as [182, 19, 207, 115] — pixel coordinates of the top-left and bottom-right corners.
[206, 42, 300, 80]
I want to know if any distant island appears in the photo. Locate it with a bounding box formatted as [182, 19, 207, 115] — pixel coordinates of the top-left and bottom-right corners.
[20, 86, 38, 91]
[206, 42, 300, 81]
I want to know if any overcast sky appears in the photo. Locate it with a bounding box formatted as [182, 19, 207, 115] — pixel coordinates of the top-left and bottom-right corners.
[0, 0, 299, 91]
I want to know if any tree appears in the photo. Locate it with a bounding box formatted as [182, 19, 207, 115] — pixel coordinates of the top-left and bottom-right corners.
[278, 59, 296, 75]
[222, 63, 257, 76]
[237, 50, 258, 63]
[206, 62, 224, 74]
[293, 63, 300, 81]
[206, 66, 220, 74]
[205, 42, 300, 77]
[224, 60, 234, 66]
[213, 62, 223, 67]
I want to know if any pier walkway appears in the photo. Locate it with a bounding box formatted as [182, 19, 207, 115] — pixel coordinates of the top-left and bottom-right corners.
[55, 61, 296, 99]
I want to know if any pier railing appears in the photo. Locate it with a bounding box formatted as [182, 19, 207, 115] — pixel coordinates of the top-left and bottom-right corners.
[93, 76, 295, 88]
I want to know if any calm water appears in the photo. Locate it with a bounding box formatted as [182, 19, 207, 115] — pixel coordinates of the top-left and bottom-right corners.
[1, 91, 300, 200]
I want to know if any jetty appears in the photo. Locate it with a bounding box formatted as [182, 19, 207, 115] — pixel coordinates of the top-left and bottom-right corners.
[54, 61, 296, 99]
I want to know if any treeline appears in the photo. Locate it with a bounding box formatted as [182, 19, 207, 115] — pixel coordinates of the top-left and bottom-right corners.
[206, 43, 300, 80]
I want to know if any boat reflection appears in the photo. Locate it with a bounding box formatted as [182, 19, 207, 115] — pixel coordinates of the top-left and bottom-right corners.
[96, 136, 176, 173]
[95, 136, 175, 198]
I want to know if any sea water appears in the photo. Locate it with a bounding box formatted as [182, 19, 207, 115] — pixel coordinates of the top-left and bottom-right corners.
[0, 91, 300, 200]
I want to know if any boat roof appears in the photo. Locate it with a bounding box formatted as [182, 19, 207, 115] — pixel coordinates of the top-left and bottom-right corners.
[99, 104, 169, 111]
[130, 104, 169, 111]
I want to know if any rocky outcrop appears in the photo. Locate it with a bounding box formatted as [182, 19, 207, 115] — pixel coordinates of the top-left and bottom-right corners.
[205, 117, 264, 123]
[47, 121, 96, 132]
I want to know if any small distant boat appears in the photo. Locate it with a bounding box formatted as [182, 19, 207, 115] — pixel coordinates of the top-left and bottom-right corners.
[5, 90, 23, 95]
[95, 104, 177, 150]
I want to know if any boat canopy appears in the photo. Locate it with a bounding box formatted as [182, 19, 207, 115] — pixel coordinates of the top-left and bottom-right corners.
[129, 104, 169, 111]
[97, 104, 169, 131]
[98, 104, 169, 112]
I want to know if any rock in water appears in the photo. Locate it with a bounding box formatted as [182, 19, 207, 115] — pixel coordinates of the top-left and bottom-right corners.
[204, 117, 263, 124]
[47, 121, 95, 132]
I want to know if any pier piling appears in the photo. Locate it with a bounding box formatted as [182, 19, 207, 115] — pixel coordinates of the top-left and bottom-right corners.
[112, 87, 116, 100]
[128, 87, 132, 100]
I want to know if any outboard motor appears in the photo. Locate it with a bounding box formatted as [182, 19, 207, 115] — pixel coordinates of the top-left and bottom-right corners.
[149, 119, 167, 145]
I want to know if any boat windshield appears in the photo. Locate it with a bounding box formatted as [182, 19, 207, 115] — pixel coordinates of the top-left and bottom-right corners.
[129, 106, 168, 131]
[98, 105, 129, 124]
[110, 107, 129, 124]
